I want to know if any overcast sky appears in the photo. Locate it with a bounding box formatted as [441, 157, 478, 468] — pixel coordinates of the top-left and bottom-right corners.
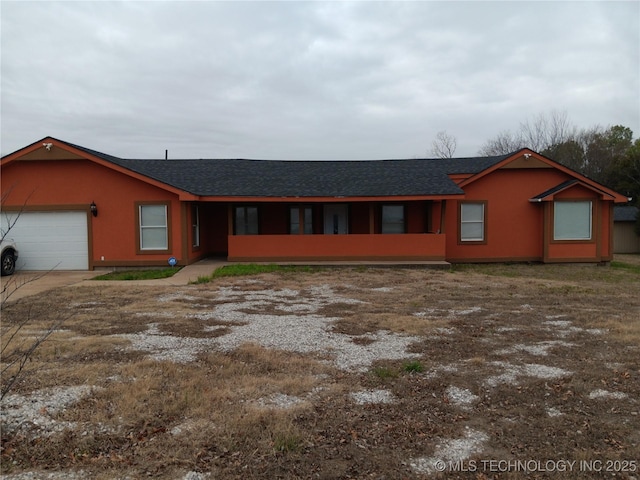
[1, 1, 638, 160]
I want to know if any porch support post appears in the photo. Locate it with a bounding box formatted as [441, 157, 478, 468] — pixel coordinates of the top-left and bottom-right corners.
[369, 203, 375, 233]
[181, 202, 189, 263]
[227, 204, 234, 236]
[439, 200, 446, 234]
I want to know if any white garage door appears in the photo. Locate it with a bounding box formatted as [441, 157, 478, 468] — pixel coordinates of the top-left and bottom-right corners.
[1, 211, 89, 271]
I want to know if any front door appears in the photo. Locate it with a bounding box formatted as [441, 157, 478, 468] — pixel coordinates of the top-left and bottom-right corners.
[324, 204, 348, 234]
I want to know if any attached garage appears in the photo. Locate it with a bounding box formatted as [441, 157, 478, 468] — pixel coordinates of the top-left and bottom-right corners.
[1, 211, 89, 270]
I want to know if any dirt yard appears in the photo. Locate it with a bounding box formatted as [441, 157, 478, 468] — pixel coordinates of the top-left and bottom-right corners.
[1, 261, 639, 479]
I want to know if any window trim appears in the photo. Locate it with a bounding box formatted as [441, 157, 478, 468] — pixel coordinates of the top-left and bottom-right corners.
[136, 202, 171, 254]
[552, 200, 593, 242]
[458, 201, 487, 244]
[381, 204, 406, 234]
[234, 205, 259, 235]
[289, 205, 314, 235]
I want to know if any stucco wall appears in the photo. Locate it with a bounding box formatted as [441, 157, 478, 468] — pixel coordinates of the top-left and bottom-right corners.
[444, 168, 614, 263]
[2, 158, 184, 268]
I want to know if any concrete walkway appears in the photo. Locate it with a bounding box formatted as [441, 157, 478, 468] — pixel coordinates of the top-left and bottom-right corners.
[1, 258, 229, 303]
[1, 270, 99, 303]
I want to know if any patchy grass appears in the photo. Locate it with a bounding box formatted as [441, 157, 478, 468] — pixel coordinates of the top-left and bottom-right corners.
[371, 365, 399, 380]
[192, 263, 319, 283]
[92, 267, 181, 281]
[1, 265, 639, 479]
[403, 360, 424, 373]
[611, 260, 640, 274]
[452, 260, 640, 283]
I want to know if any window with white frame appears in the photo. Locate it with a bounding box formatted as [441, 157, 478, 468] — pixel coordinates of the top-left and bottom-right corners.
[290, 207, 313, 234]
[192, 205, 200, 247]
[460, 202, 485, 242]
[554, 200, 592, 240]
[139, 204, 168, 250]
[235, 206, 258, 235]
[381, 205, 405, 233]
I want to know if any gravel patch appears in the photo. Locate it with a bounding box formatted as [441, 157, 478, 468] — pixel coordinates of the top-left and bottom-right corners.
[1, 385, 97, 436]
[435, 327, 456, 335]
[496, 340, 576, 356]
[118, 285, 420, 371]
[409, 427, 488, 474]
[0, 471, 90, 480]
[170, 419, 209, 436]
[115, 323, 218, 363]
[425, 363, 460, 378]
[446, 386, 479, 409]
[183, 473, 211, 480]
[370, 287, 393, 292]
[495, 326, 519, 333]
[413, 306, 482, 318]
[542, 319, 608, 338]
[351, 389, 396, 405]
[484, 361, 572, 387]
[588, 389, 628, 400]
[546, 407, 564, 417]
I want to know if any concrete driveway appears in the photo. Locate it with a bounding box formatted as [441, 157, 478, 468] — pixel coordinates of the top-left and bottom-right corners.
[1, 271, 98, 303]
[0, 258, 228, 303]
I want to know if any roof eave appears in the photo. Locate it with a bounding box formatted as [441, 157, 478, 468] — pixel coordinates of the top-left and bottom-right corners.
[196, 193, 465, 202]
[1, 137, 191, 199]
[530, 179, 621, 203]
[461, 148, 629, 203]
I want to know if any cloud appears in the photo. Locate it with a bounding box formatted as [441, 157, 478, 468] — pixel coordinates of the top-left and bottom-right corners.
[1, 1, 638, 159]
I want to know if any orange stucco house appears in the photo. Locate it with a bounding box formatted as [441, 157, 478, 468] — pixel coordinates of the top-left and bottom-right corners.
[0, 137, 629, 271]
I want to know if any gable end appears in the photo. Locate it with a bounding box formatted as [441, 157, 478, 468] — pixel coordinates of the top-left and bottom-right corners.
[500, 155, 553, 169]
[12, 144, 87, 161]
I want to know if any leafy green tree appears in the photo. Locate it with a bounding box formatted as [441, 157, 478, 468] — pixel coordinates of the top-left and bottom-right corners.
[543, 139, 585, 173]
[607, 138, 640, 234]
[585, 125, 633, 186]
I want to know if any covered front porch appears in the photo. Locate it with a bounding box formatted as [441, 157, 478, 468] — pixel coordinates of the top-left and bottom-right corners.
[194, 199, 452, 262]
[228, 232, 447, 261]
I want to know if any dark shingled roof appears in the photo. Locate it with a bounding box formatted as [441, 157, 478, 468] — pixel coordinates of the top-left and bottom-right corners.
[530, 180, 578, 201]
[63, 139, 513, 198]
[614, 205, 639, 222]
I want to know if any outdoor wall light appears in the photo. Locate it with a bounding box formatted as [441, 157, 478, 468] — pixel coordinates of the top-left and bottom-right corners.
[90, 201, 98, 217]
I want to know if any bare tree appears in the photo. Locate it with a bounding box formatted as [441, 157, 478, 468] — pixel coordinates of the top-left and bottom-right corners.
[478, 129, 524, 156]
[1, 304, 69, 400]
[478, 110, 575, 156]
[520, 110, 575, 152]
[1, 190, 66, 400]
[431, 131, 457, 158]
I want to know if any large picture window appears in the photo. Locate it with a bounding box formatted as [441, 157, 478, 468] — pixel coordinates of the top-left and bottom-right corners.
[290, 207, 313, 234]
[460, 202, 485, 242]
[139, 204, 168, 250]
[235, 206, 258, 235]
[381, 205, 405, 233]
[554, 201, 592, 240]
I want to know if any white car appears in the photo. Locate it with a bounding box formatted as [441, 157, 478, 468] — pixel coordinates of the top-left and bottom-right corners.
[1, 239, 18, 276]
